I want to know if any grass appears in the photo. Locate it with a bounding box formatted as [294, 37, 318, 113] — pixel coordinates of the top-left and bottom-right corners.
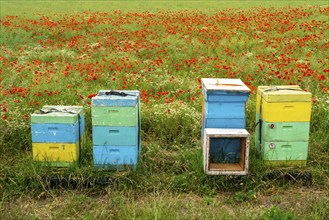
[1, 0, 329, 219]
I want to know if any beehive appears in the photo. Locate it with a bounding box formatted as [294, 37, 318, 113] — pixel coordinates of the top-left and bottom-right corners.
[201, 78, 250, 175]
[31, 106, 85, 166]
[92, 90, 140, 169]
[255, 86, 312, 166]
[202, 78, 250, 129]
[203, 128, 250, 175]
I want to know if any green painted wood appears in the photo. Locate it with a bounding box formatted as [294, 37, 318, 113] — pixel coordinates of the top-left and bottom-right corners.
[255, 113, 261, 152]
[262, 141, 308, 161]
[261, 121, 310, 142]
[31, 112, 78, 124]
[92, 106, 138, 126]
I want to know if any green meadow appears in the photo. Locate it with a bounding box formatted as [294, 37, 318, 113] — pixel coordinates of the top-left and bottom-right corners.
[0, 1, 328, 219]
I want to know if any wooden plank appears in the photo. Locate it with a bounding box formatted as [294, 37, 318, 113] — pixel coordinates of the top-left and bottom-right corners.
[31, 122, 80, 143]
[257, 85, 311, 102]
[33, 141, 79, 164]
[262, 141, 308, 161]
[92, 90, 139, 107]
[261, 121, 310, 142]
[261, 100, 312, 122]
[202, 78, 250, 92]
[204, 128, 249, 137]
[209, 163, 243, 171]
[92, 106, 138, 126]
[92, 126, 138, 146]
[93, 145, 138, 168]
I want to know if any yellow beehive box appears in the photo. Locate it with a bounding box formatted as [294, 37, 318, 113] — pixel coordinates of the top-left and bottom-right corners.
[256, 86, 312, 122]
[32, 142, 79, 166]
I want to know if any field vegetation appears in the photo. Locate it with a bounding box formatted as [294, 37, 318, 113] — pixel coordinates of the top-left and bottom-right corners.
[0, 1, 328, 219]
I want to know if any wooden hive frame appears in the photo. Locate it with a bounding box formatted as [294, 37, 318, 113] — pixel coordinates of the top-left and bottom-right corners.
[203, 128, 250, 175]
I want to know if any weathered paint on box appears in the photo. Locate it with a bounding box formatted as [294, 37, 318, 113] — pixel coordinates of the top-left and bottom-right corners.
[93, 145, 138, 168]
[261, 121, 310, 142]
[261, 141, 308, 161]
[257, 85, 312, 103]
[256, 85, 312, 122]
[31, 111, 79, 124]
[92, 106, 138, 126]
[204, 118, 246, 128]
[43, 105, 85, 137]
[92, 126, 138, 146]
[33, 141, 79, 165]
[260, 100, 311, 122]
[202, 78, 251, 93]
[92, 90, 139, 107]
[31, 122, 79, 143]
[203, 128, 250, 175]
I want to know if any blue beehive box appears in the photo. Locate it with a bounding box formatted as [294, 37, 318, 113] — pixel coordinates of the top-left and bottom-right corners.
[202, 78, 250, 129]
[201, 79, 250, 152]
[91, 90, 141, 169]
[31, 105, 85, 166]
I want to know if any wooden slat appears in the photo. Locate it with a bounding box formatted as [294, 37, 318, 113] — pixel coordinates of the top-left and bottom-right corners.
[202, 78, 250, 92]
[208, 163, 243, 171]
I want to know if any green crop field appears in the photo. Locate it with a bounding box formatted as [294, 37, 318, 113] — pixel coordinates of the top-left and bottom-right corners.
[0, 1, 328, 219]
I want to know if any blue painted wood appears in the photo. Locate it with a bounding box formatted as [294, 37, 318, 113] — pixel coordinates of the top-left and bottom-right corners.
[203, 90, 250, 102]
[31, 122, 79, 143]
[92, 90, 140, 107]
[93, 145, 138, 167]
[92, 126, 138, 146]
[205, 102, 246, 119]
[78, 113, 85, 137]
[209, 137, 241, 163]
[204, 118, 246, 128]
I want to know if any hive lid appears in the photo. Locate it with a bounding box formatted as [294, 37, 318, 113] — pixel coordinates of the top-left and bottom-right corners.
[31, 106, 80, 124]
[92, 90, 140, 107]
[257, 85, 312, 102]
[201, 78, 250, 93]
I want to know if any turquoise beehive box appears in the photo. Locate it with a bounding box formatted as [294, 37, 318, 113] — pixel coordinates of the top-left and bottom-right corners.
[91, 90, 141, 169]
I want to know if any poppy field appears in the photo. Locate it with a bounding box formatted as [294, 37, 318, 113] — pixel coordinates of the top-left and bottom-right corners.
[0, 1, 329, 219]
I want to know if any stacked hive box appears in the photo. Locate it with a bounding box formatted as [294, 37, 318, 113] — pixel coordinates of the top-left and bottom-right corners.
[92, 90, 140, 169]
[31, 106, 85, 166]
[201, 78, 250, 175]
[255, 85, 312, 166]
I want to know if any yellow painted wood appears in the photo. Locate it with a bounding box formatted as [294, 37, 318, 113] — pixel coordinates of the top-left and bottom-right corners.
[257, 85, 311, 102]
[261, 100, 311, 122]
[33, 142, 79, 163]
[256, 94, 261, 114]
